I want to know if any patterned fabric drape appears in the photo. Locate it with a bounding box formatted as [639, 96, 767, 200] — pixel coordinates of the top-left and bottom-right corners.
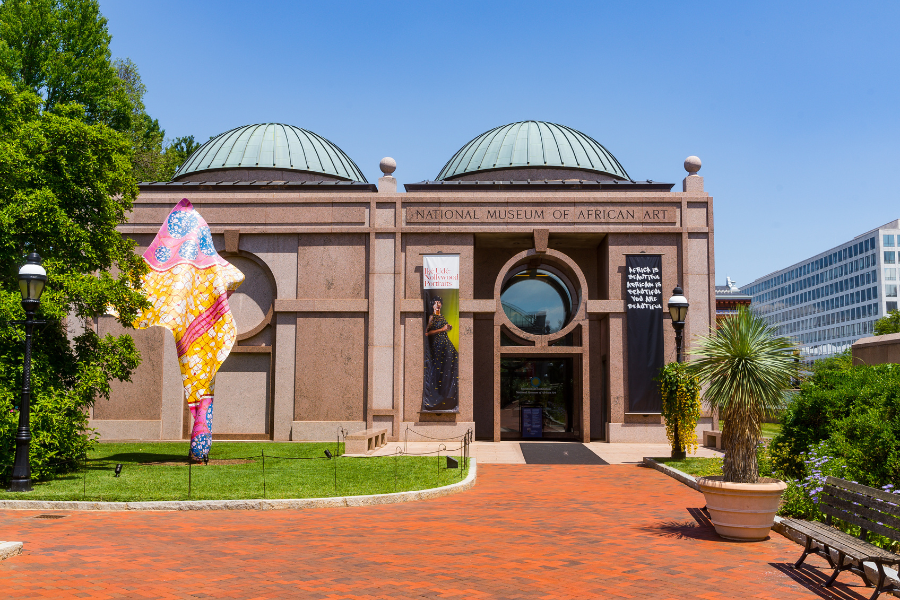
[133, 199, 244, 460]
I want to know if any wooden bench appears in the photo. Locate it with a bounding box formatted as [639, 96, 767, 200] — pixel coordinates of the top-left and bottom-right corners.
[782, 476, 900, 600]
[702, 430, 723, 449]
[344, 428, 388, 455]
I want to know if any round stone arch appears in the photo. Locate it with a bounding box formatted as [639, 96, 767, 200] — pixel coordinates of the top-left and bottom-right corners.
[492, 248, 589, 345]
[218, 250, 277, 341]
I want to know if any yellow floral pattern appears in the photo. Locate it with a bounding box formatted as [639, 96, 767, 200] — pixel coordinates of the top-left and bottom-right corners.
[136, 264, 243, 406]
[133, 199, 244, 409]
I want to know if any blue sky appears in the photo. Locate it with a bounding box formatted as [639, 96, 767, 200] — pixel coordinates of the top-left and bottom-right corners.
[101, 0, 900, 287]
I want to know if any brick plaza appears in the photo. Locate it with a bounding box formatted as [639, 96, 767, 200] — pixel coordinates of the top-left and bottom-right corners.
[0, 464, 862, 599]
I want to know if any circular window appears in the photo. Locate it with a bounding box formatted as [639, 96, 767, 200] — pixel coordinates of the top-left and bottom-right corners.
[501, 268, 574, 335]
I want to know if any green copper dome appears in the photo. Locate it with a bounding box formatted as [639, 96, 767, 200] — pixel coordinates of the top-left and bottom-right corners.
[436, 121, 630, 181]
[174, 123, 367, 182]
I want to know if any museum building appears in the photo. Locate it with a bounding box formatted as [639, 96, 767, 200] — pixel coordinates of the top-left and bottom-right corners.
[92, 121, 717, 444]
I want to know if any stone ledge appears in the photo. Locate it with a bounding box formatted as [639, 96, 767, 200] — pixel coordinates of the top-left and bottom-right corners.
[644, 457, 900, 594]
[852, 331, 900, 348]
[0, 459, 476, 512]
[0, 541, 23, 560]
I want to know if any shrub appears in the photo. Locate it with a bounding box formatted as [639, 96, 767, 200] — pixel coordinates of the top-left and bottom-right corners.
[776, 440, 847, 521]
[657, 362, 702, 456]
[769, 352, 852, 479]
[0, 367, 100, 481]
[770, 358, 900, 488]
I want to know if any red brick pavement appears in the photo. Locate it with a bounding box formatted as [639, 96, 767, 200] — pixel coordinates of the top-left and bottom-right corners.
[0, 464, 875, 599]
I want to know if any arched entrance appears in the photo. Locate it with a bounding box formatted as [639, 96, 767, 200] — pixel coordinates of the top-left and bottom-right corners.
[492, 248, 593, 442]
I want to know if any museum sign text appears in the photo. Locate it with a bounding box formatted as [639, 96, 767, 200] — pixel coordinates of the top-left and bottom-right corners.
[406, 205, 677, 224]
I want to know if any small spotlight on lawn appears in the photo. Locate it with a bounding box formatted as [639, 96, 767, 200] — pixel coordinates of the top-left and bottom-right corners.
[114, 464, 123, 477]
[446, 457, 458, 469]
[324, 449, 333, 459]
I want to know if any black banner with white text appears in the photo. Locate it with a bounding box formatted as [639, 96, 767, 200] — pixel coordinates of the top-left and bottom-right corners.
[625, 255, 664, 413]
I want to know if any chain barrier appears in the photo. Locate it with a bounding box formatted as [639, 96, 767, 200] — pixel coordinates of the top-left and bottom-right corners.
[1, 430, 471, 502]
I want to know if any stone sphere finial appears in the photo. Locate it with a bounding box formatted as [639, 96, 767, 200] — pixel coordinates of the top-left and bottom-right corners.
[380, 157, 397, 176]
[684, 156, 701, 175]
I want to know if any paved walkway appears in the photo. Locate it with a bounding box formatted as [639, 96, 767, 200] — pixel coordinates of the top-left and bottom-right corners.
[0, 464, 863, 599]
[378, 440, 725, 464]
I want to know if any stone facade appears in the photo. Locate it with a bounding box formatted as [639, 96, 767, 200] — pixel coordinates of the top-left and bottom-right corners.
[91, 163, 715, 444]
[851, 331, 900, 365]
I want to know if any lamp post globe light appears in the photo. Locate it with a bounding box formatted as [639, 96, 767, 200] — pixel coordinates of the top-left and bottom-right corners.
[666, 286, 689, 460]
[8, 253, 47, 492]
[668, 286, 689, 363]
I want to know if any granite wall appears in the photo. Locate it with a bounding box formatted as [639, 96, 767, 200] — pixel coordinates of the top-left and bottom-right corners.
[94, 176, 714, 444]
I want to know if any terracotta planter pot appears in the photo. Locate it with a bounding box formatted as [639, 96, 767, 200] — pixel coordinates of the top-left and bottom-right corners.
[697, 476, 787, 541]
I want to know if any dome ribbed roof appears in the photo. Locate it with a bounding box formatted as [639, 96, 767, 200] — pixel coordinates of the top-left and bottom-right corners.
[436, 121, 630, 181]
[174, 123, 367, 182]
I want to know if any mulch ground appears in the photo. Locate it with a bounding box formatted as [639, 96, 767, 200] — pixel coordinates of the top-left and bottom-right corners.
[0, 464, 871, 599]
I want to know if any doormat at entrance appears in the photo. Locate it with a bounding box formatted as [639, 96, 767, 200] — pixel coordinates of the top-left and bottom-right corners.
[519, 443, 609, 465]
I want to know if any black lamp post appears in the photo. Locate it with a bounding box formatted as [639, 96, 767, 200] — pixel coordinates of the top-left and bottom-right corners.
[8, 253, 47, 492]
[666, 286, 689, 460]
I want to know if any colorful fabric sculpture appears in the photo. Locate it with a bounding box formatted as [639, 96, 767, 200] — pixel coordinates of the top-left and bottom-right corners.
[134, 199, 244, 461]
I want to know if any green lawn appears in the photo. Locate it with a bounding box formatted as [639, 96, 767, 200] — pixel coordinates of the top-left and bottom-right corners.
[761, 423, 782, 438]
[654, 456, 723, 477]
[718, 421, 782, 438]
[0, 442, 469, 502]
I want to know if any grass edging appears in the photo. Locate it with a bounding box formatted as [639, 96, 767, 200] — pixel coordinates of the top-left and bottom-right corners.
[642, 457, 900, 593]
[641, 457, 699, 491]
[0, 458, 477, 512]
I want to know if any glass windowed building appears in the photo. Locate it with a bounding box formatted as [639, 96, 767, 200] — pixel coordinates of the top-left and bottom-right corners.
[741, 219, 900, 361]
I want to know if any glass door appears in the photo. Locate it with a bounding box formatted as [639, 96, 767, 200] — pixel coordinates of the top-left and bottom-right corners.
[499, 358, 573, 439]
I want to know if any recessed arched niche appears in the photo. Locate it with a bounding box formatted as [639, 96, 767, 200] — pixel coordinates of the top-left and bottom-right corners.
[224, 255, 275, 339]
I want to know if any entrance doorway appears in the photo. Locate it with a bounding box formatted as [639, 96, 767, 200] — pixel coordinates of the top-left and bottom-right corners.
[500, 358, 574, 439]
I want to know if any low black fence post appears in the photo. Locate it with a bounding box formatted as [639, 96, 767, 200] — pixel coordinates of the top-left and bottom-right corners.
[262, 450, 266, 499]
[188, 461, 192, 500]
[394, 448, 401, 492]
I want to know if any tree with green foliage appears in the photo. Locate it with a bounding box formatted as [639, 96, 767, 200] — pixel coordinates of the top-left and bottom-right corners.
[874, 309, 900, 336]
[165, 135, 201, 174]
[113, 59, 200, 181]
[0, 1, 197, 183]
[0, 0, 131, 130]
[114, 58, 167, 181]
[690, 307, 798, 483]
[0, 0, 151, 481]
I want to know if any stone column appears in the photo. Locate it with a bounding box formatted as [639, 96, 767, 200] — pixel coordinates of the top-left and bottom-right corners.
[371, 158, 398, 436]
[273, 312, 296, 440]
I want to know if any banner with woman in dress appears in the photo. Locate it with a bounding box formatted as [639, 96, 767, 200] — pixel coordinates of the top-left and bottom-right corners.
[421, 255, 460, 413]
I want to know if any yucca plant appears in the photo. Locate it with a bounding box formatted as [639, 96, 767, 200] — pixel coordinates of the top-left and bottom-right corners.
[690, 307, 797, 483]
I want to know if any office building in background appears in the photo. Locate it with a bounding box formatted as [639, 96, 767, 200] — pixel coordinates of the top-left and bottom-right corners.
[741, 220, 900, 361]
